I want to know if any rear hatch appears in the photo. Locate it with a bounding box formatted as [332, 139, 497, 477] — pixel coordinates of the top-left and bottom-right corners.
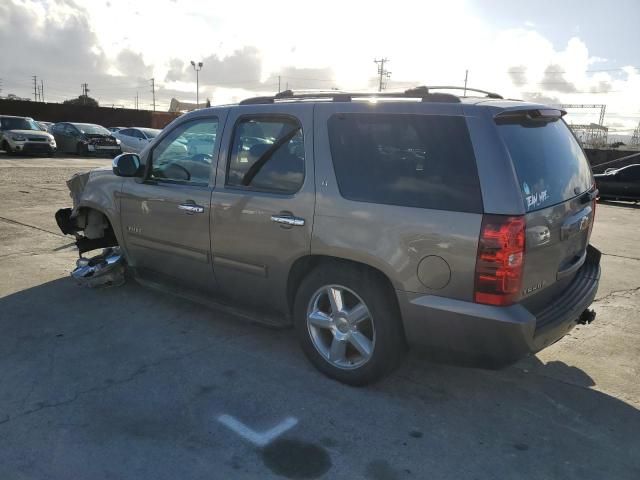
[496, 109, 596, 312]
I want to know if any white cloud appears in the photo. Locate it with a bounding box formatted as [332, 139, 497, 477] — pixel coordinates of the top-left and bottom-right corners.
[3, 0, 639, 134]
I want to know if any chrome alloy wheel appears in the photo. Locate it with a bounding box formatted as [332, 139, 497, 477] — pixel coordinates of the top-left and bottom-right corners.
[306, 285, 376, 370]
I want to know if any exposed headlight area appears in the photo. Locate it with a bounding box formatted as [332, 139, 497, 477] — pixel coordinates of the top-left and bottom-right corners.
[115, 138, 121, 145]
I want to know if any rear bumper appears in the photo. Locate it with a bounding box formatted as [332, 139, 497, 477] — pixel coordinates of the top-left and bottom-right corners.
[398, 245, 601, 366]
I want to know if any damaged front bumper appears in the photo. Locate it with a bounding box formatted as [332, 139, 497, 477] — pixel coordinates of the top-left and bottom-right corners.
[71, 247, 126, 288]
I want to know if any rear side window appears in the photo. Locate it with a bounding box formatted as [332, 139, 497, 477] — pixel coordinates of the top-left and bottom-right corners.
[497, 119, 592, 212]
[227, 116, 305, 194]
[327, 113, 482, 213]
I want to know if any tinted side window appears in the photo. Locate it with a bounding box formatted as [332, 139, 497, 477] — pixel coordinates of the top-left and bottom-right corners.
[327, 113, 482, 213]
[620, 165, 640, 181]
[118, 129, 133, 137]
[150, 118, 218, 184]
[226, 117, 304, 194]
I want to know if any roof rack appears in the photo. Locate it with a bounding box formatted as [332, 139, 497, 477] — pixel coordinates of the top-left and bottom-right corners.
[238, 85, 503, 105]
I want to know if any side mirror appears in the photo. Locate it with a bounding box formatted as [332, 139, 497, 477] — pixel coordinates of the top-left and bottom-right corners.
[112, 153, 142, 177]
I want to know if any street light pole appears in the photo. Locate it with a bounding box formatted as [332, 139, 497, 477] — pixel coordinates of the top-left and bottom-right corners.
[190, 60, 203, 108]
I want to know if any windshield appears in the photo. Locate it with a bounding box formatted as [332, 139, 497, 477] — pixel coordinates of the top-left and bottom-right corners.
[74, 123, 110, 135]
[498, 119, 593, 212]
[0, 117, 41, 131]
[140, 128, 161, 138]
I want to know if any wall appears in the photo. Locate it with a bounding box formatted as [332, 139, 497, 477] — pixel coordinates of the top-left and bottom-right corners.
[0, 99, 180, 129]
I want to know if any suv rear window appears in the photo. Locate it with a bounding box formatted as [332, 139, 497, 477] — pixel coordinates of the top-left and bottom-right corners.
[327, 113, 482, 213]
[497, 119, 592, 212]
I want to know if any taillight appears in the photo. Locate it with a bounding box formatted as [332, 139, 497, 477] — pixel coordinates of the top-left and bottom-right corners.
[474, 215, 526, 306]
[588, 198, 596, 237]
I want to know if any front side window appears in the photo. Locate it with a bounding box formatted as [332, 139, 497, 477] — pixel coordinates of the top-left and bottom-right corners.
[150, 118, 218, 184]
[226, 117, 305, 194]
[327, 113, 482, 213]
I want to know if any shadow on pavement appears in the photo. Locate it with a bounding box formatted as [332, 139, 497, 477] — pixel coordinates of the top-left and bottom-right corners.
[0, 276, 638, 479]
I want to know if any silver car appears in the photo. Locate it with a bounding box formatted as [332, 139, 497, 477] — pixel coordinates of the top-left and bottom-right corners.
[55, 87, 601, 385]
[113, 127, 161, 154]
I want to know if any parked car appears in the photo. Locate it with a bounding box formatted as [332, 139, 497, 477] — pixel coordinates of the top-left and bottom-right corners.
[55, 87, 601, 385]
[108, 127, 126, 133]
[36, 120, 54, 132]
[51, 122, 122, 156]
[0, 115, 57, 155]
[113, 127, 161, 154]
[594, 164, 640, 201]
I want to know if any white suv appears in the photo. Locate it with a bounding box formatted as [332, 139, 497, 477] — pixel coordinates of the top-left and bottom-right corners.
[0, 115, 57, 156]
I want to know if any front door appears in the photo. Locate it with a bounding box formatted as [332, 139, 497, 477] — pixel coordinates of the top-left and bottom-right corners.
[211, 104, 315, 313]
[119, 114, 224, 294]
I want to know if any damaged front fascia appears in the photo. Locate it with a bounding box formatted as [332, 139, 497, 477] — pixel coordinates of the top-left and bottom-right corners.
[55, 171, 118, 254]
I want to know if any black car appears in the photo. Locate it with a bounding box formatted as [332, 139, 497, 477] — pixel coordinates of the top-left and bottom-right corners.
[594, 164, 640, 201]
[51, 122, 122, 156]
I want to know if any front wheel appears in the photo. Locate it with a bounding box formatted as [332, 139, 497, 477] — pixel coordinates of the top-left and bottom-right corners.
[76, 142, 88, 156]
[2, 141, 14, 154]
[294, 263, 406, 385]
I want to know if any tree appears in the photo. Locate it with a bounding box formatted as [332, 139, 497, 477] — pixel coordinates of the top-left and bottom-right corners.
[63, 95, 99, 107]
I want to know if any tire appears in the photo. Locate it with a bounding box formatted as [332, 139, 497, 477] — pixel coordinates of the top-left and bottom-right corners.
[2, 141, 14, 154]
[294, 262, 405, 386]
[76, 142, 88, 156]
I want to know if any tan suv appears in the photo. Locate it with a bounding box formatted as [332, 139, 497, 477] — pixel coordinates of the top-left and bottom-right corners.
[56, 87, 600, 385]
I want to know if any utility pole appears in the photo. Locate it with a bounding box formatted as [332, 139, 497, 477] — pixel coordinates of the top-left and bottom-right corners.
[278, 75, 281, 93]
[135, 91, 139, 110]
[33, 75, 39, 101]
[374, 58, 391, 92]
[81, 83, 90, 104]
[40, 79, 44, 102]
[150, 78, 156, 111]
[463, 70, 468, 96]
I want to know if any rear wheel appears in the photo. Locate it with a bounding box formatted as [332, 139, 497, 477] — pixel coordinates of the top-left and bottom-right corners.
[294, 263, 405, 385]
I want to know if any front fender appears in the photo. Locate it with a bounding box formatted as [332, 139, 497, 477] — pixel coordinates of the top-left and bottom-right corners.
[67, 169, 125, 247]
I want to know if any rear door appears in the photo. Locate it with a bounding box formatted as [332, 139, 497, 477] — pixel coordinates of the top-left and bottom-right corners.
[496, 114, 595, 310]
[211, 104, 314, 313]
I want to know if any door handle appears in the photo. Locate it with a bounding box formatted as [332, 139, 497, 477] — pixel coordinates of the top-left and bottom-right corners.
[271, 214, 305, 226]
[178, 203, 205, 214]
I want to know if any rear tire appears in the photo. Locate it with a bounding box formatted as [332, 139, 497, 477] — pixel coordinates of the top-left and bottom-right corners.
[294, 262, 405, 386]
